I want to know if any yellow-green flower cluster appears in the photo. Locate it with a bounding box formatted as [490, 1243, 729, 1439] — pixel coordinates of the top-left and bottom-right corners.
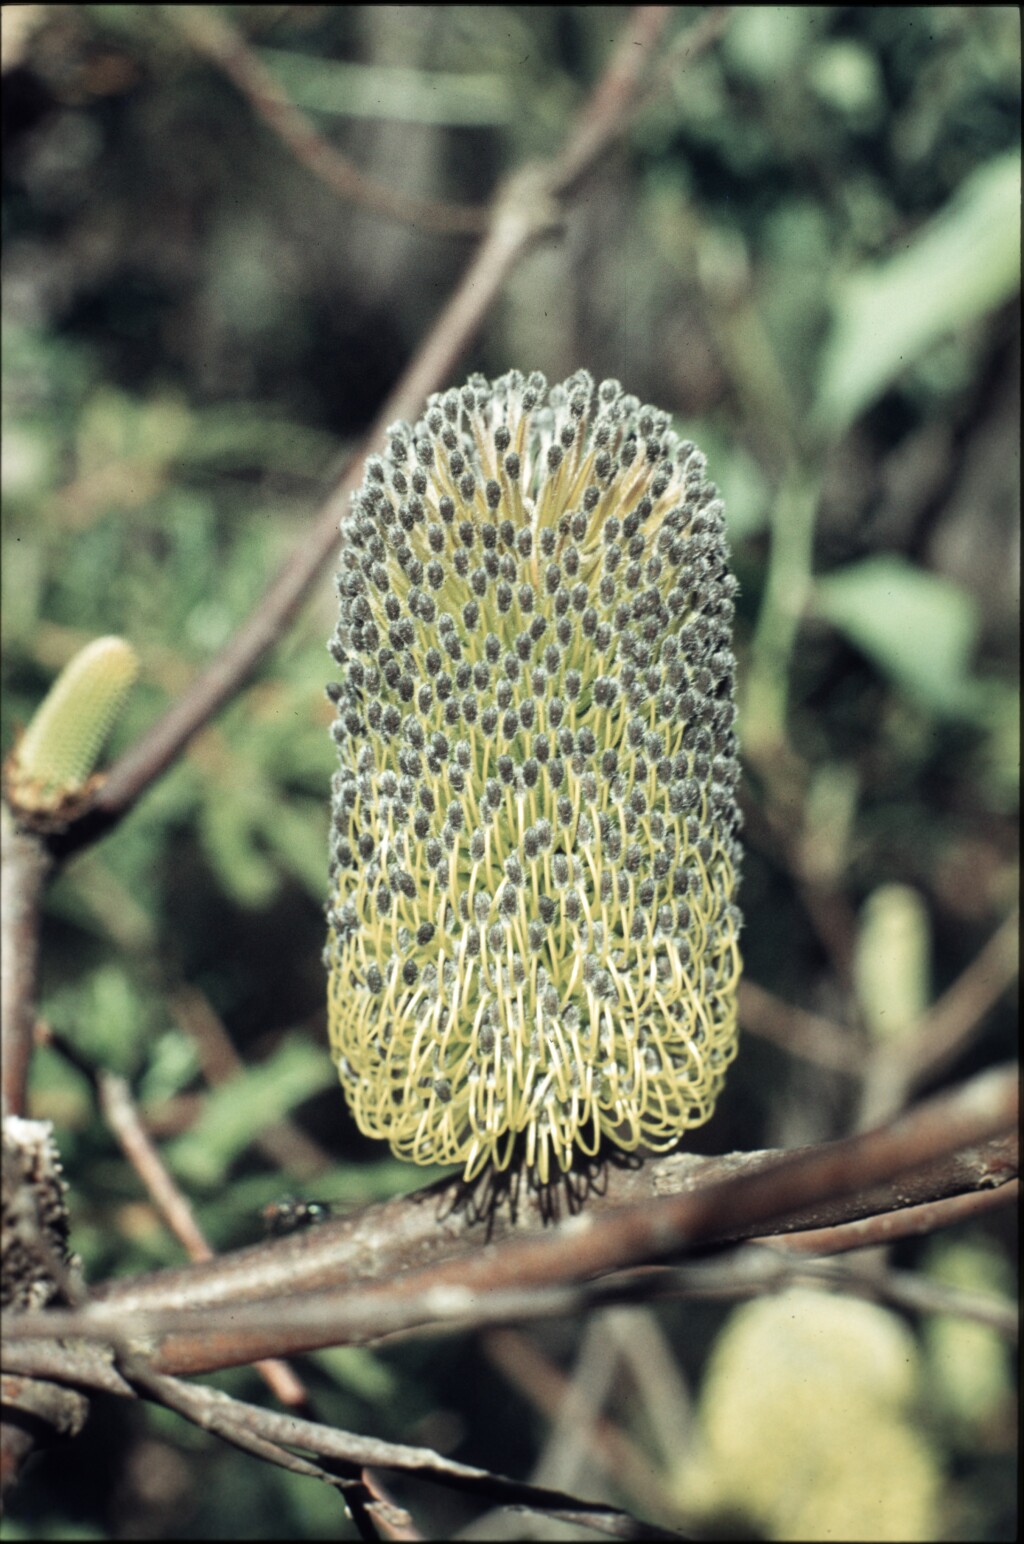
[678, 1289, 940, 1540]
[5, 636, 138, 813]
[325, 370, 742, 1181]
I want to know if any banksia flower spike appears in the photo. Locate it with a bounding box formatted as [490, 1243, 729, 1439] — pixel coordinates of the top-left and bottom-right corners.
[326, 371, 742, 1183]
[5, 636, 139, 815]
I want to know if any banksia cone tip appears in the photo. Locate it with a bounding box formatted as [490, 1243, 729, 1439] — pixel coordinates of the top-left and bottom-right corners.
[326, 370, 742, 1182]
[5, 635, 139, 814]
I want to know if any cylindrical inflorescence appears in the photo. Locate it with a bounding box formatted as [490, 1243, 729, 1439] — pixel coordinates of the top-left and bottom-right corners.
[5, 635, 139, 812]
[325, 370, 742, 1182]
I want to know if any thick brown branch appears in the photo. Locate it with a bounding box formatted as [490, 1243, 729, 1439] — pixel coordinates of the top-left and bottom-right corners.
[71, 1079, 1016, 1332]
[8, 1067, 1016, 1373]
[0, 811, 52, 1117]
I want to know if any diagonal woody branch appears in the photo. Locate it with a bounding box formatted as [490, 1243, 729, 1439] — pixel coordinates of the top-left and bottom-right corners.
[7, 1065, 1016, 1374]
[46, 4, 695, 863]
[171, 6, 490, 237]
[0, 1350, 681, 1541]
[65, 1074, 1014, 1328]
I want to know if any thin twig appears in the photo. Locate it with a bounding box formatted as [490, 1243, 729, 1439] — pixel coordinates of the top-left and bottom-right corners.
[631, 6, 734, 124]
[171, 7, 489, 237]
[896, 907, 1018, 1091]
[738, 978, 861, 1074]
[600, 1242, 1019, 1338]
[97, 1070, 214, 1262]
[0, 1346, 682, 1542]
[817, 1256, 1018, 1338]
[764, 1175, 1019, 1256]
[97, 1067, 310, 1409]
[356, 1470, 423, 1544]
[125, 1358, 418, 1542]
[484, 1321, 689, 1527]
[549, 5, 676, 196]
[42, 1028, 310, 1411]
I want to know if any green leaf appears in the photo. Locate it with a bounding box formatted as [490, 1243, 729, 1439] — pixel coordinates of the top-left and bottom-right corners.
[48, 965, 152, 1075]
[814, 555, 980, 718]
[257, 797, 327, 901]
[922, 1240, 1015, 1438]
[258, 50, 515, 127]
[311, 1346, 398, 1403]
[137, 1031, 200, 1106]
[167, 1037, 334, 1187]
[199, 791, 281, 908]
[814, 152, 1021, 435]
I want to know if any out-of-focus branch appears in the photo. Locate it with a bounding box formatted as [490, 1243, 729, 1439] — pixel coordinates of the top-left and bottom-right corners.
[45, 2, 717, 863]
[738, 978, 861, 1074]
[601, 1241, 1018, 1337]
[0, 1349, 680, 1542]
[166, 983, 332, 1179]
[738, 899, 1017, 1125]
[44, 167, 550, 862]
[92, 1058, 309, 1412]
[857, 906, 1019, 1128]
[484, 1322, 686, 1529]
[905, 906, 1018, 1085]
[810, 1254, 1017, 1337]
[484, 1307, 700, 1531]
[0, 810, 51, 1117]
[483, 1238, 1017, 1518]
[8, 1066, 1016, 1373]
[549, 6, 708, 196]
[170, 7, 489, 236]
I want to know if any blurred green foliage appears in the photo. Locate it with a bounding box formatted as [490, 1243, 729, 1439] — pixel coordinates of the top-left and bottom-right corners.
[2, 5, 1018, 1540]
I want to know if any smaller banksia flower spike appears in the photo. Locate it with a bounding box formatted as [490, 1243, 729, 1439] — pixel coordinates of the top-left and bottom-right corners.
[326, 372, 742, 1183]
[5, 636, 139, 815]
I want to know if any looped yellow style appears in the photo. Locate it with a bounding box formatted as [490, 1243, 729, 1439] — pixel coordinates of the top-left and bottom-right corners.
[326, 371, 742, 1181]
